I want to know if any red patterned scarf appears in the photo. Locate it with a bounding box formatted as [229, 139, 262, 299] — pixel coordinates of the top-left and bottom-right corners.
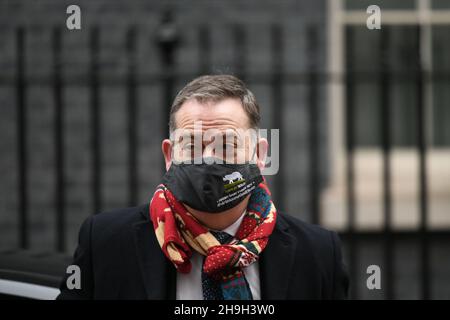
[149, 179, 277, 299]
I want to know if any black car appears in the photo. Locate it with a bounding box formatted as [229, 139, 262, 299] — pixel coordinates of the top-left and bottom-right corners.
[0, 250, 71, 300]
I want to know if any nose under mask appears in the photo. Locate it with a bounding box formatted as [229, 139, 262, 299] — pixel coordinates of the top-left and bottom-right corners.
[162, 157, 263, 213]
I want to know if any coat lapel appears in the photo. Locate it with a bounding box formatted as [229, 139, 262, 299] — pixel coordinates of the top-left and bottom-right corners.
[133, 205, 177, 300]
[133, 205, 302, 300]
[259, 213, 298, 299]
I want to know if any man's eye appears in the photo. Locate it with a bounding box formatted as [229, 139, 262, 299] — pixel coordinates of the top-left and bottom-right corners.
[222, 143, 234, 150]
[182, 144, 194, 150]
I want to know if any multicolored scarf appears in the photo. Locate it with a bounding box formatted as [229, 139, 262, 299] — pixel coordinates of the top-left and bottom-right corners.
[149, 179, 277, 300]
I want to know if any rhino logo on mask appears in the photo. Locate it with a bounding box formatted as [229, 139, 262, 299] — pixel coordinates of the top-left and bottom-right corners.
[223, 171, 244, 184]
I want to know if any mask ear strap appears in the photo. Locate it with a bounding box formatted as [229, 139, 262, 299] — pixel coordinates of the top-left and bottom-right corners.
[250, 144, 257, 163]
[169, 139, 186, 165]
[249, 134, 259, 164]
[169, 139, 176, 162]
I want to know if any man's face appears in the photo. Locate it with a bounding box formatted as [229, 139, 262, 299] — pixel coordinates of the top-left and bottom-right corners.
[162, 97, 268, 170]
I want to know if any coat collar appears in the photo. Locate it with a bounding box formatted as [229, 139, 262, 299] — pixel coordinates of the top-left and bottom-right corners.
[133, 203, 298, 300]
[259, 212, 297, 299]
[133, 204, 176, 299]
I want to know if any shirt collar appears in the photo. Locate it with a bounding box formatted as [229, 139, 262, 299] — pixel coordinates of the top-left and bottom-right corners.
[214, 209, 246, 237]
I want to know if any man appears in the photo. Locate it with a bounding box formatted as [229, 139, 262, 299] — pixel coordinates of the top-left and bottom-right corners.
[57, 75, 349, 300]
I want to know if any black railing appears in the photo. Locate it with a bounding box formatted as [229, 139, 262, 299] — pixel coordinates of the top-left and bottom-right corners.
[16, 26, 28, 250]
[345, 25, 358, 300]
[344, 24, 437, 300]
[90, 26, 102, 215]
[53, 27, 65, 252]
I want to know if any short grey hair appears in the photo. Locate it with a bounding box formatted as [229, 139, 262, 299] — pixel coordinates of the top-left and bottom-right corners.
[169, 75, 261, 133]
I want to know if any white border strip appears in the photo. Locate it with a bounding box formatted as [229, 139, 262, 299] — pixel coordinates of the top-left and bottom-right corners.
[343, 11, 450, 24]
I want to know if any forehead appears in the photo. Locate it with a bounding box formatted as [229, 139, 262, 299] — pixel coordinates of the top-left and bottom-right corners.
[174, 97, 250, 132]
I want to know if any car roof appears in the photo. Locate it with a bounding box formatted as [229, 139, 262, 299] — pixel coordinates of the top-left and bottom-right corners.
[0, 249, 71, 288]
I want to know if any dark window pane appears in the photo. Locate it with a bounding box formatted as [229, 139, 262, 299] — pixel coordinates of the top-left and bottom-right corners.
[391, 81, 418, 146]
[389, 26, 418, 147]
[432, 26, 450, 147]
[346, 26, 419, 147]
[347, 26, 381, 147]
[432, 0, 450, 9]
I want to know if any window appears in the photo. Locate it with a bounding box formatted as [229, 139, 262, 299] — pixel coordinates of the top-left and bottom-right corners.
[343, 3, 450, 148]
[324, 0, 450, 231]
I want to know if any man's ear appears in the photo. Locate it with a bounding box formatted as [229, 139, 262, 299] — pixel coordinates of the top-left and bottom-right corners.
[256, 138, 269, 172]
[161, 139, 172, 171]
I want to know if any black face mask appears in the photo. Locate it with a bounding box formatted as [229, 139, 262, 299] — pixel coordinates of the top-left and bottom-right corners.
[163, 157, 263, 213]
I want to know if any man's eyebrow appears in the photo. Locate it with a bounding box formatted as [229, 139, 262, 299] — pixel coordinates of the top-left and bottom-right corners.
[175, 129, 247, 143]
[225, 131, 247, 142]
[173, 131, 195, 143]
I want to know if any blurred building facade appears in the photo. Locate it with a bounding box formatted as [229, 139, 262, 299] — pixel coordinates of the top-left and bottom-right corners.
[0, 0, 449, 299]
